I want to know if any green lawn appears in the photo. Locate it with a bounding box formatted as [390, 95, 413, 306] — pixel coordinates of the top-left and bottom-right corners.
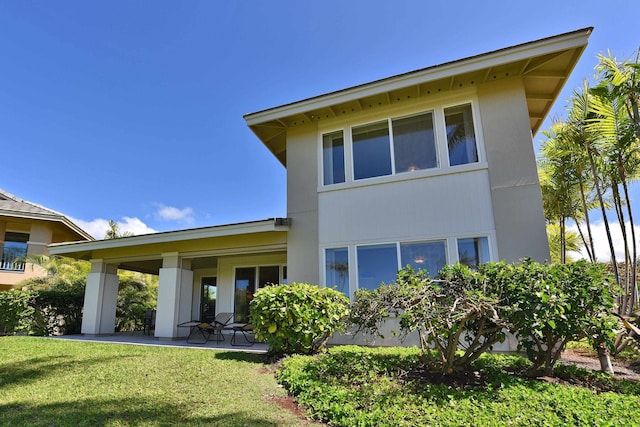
[0, 336, 312, 427]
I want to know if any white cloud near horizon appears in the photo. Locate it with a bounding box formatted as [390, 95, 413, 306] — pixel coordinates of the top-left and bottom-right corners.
[568, 220, 640, 262]
[153, 203, 194, 224]
[71, 217, 157, 239]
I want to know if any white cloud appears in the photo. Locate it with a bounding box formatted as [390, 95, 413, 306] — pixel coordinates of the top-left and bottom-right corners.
[154, 203, 194, 223]
[71, 217, 157, 239]
[568, 220, 640, 262]
[119, 217, 157, 236]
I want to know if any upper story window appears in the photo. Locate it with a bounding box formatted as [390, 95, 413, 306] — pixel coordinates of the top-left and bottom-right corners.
[445, 103, 478, 166]
[1, 232, 28, 272]
[321, 102, 479, 186]
[323, 131, 345, 185]
[392, 112, 437, 173]
[352, 120, 392, 180]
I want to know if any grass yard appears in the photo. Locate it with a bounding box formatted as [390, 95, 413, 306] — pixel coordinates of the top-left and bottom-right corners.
[0, 336, 312, 427]
[277, 346, 640, 427]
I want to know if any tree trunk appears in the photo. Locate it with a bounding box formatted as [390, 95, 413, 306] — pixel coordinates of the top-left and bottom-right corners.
[585, 139, 620, 285]
[611, 181, 632, 315]
[573, 220, 594, 262]
[577, 167, 596, 261]
[597, 343, 615, 375]
[620, 163, 638, 312]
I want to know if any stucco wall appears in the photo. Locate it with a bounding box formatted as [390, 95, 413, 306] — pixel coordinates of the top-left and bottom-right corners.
[476, 78, 550, 262]
[285, 124, 320, 285]
[318, 169, 496, 246]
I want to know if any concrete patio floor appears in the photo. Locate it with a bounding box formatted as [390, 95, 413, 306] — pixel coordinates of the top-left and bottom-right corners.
[50, 331, 268, 353]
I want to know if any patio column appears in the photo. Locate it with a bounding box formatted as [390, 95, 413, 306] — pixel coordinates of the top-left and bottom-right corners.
[81, 260, 119, 335]
[155, 253, 193, 339]
[27, 223, 53, 256]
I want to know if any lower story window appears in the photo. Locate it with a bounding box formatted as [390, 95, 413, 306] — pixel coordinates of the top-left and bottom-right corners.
[324, 237, 491, 294]
[325, 248, 349, 295]
[400, 240, 446, 277]
[357, 244, 397, 291]
[457, 237, 490, 268]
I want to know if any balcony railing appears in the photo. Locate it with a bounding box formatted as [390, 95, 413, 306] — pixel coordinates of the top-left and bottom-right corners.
[0, 252, 26, 272]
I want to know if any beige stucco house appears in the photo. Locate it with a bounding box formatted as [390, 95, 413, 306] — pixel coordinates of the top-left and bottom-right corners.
[50, 28, 591, 345]
[0, 189, 93, 291]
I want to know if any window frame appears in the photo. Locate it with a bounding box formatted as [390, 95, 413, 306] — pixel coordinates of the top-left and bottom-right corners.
[324, 247, 350, 296]
[0, 232, 29, 272]
[443, 102, 481, 167]
[319, 97, 483, 188]
[455, 235, 491, 269]
[354, 240, 449, 292]
[322, 130, 346, 185]
[322, 234, 494, 296]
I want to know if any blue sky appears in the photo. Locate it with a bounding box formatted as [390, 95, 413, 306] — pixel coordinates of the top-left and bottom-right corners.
[1, 1, 638, 255]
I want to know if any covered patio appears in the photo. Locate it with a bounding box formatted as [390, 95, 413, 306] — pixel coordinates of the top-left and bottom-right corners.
[49, 218, 290, 340]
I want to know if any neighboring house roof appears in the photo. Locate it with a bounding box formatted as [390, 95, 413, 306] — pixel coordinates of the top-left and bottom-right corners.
[0, 188, 94, 242]
[49, 218, 290, 274]
[245, 27, 592, 166]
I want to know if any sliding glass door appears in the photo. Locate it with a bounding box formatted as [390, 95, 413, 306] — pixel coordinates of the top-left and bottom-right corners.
[234, 266, 285, 323]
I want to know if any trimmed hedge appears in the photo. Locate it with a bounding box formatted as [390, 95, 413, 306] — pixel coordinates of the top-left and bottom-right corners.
[250, 282, 350, 355]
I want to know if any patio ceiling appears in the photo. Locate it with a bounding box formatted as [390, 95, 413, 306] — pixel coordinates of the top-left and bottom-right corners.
[245, 28, 592, 166]
[49, 218, 290, 275]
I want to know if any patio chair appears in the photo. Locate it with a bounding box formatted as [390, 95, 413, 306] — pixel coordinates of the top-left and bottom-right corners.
[229, 323, 255, 346]
[181, 312, 233, 344]
[143, 309, 156, 336]
[133, 308, 156, 335]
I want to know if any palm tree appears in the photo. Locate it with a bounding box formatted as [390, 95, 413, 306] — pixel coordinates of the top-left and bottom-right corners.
[568, 81, 621, 282]
[539, 120, 596, 263]
[589, 51, 640, 317]
[105, 220, 134, 239]
[546, 223, 582, 264]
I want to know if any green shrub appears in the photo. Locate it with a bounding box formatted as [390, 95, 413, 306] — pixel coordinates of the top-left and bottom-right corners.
[350, 265, 509, 374]
[250, 282, 350, 355]
[0, 289, 37, 334]
[482, 260, 617, 375]
[33, 285, 85, 335]
[115, 277, 157, 332]
[278, 347, 640, 427]
[1, 274, 155, 336]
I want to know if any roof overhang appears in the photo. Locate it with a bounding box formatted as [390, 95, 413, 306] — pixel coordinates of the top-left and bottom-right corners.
[1, 209, 94, 242]
[49, 218, 290, 274]
[244, 27, 592, 166]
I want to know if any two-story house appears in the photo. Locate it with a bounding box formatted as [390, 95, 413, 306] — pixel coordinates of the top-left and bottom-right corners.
[50, 28, 591, 345]
[0, 189, 93, 291]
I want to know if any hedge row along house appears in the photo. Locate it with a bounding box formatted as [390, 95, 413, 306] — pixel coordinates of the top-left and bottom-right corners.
[50, 28, 592, 348]
[0, 189, 93, 291]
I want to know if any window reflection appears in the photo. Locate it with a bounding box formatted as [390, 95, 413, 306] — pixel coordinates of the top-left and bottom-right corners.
[457, 237, 490, 268]
[323, 131, 345, 185]
[400, 241, 446, 277]
[445, 104, 478, 166]
[357, 244, 398, 290]
[352, 121, 392, 180]
[393, 112, 437, 172]
[325, 248, 349, 295]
